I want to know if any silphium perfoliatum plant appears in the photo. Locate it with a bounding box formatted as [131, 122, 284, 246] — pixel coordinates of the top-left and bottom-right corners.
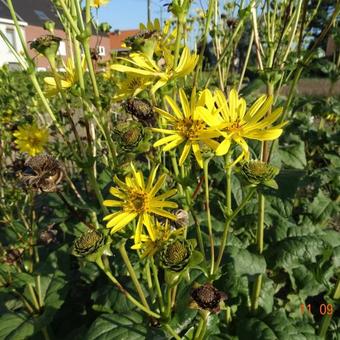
[159, 238, 203, 286]
[237, 159, 280, 189]
[72, 229, 112, 262]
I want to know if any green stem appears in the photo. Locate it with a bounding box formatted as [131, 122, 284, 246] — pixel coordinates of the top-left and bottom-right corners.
[251, 192, 265, 312]
[193, 0, 215, 87]
[96, 257, 160, 319]
[150, 257, 164, 312]
[318, 277, 340, 338]
[194, 316, 205, 340]
[119, 244, 150, 310]
[164, 287, 172, 319]
[214, 188, 256, 272]
[41, 328, 51, 340]
[203, 159, 215, 275]
[28, 284, 40, 312]
[164, 324, 181, 340]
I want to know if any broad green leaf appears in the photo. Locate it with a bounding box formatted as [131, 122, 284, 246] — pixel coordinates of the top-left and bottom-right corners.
[308, 190, 337, 225]
[237, 309, 320, 340]
[85, 312, 147, 340]
[278, 134, 307, 169]
[0, 312, 35, 340]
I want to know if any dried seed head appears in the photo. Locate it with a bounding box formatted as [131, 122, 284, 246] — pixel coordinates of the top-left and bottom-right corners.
[39, 225, 58, 245]
[30, 35, 62, 59]
[123, 98, 155, 126]
[4, 248, 24, 265]
[191, 283, 226, 313]
[73, 230, 105, 257]
[160, 238, 192, 272]
[19, 154, 64, 193]
[113, 121, 144, 150]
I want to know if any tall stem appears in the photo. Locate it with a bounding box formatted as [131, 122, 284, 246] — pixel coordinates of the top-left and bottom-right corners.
[203, 159, 215, 275]
[119, 244, 150, 310]
[96, 257, 160, 319]
[251, 192, 265, 312]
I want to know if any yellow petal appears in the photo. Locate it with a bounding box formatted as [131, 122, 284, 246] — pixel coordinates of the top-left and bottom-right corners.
[216, 138, 231, 156]
[192, 142, 203, 168]
[179, 141, 192, 166]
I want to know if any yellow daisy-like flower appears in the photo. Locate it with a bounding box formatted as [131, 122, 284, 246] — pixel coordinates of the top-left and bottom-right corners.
[152, 89, 220, 168]
[13, 123, 49, 156]
[131, 219, 184, 258]
[113, 74, 153, 101]
[103, 164, 178, 244]
[44, 58, 84, 96]
[90, 0, 110, 8]
[199, 89, 287, 165]
[111, 47, 198, 94]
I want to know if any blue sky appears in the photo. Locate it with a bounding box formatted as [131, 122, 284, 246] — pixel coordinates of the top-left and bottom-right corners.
[97, 0, 171, 30]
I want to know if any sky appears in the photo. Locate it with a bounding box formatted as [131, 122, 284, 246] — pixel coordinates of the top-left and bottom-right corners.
[97, 0, 171, 30]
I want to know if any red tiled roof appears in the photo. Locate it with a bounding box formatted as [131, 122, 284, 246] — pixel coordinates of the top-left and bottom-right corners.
[110, 29, 139, 50]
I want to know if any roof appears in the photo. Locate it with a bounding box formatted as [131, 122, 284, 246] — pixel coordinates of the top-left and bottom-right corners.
[0, 0, 108, 36]
[5, 0, 61, 28]
[110, 29, 140, 50]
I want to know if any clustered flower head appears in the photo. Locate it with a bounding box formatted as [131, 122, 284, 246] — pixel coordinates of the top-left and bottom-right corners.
[13, 123, 49, 156]
[152, 88, 287, 167]
[112, 121, 145, 150]
[103, 164, 178, 245]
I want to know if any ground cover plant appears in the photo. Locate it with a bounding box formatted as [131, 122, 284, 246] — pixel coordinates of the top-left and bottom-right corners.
[0, 0, 339, 339]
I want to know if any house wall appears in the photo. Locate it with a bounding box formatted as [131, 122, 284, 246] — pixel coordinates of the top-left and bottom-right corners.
[0, 18, 27, 67]
[25, 25, 111, 70]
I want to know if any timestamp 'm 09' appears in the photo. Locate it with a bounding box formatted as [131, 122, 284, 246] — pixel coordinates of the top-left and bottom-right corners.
[300, 304, 334, 316]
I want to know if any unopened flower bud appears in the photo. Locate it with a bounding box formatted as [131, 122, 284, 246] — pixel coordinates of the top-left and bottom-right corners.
[239, 160, 279, 189]
[99, 22, 112, 34]
[124, 98, 155, 126]
[73, 230, 106, 258]
[160, 238, 192, 272]
[113, 121, 144, 150]
[191, 283, 226, 313]
[43, 21, 55, 34]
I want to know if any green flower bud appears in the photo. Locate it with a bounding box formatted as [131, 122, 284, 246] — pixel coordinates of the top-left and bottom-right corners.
[72, 230, 111, 261]
[113, 121, 144, 150]
[99, 22, 112, 34]
[160, 238, 192, 272]
[239, 160, 279, 189]
[123, 98, 155, 126]
[124, 31, 158, 58]
[43, 21, 55, 34]
[191, 283, 227, 313]
[30, 35, 61, 59]
[167, 0, 192, 19]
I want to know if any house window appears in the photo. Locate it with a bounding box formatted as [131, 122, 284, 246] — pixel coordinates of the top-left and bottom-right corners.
[98, 46, 105, 56]
[58, 41, 66, 56]
[34, 10, 50, 21]
[5, 28, 16, 51]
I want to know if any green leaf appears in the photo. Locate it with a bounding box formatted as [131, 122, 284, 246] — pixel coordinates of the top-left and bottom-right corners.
[0, 312, 35, 340]
[278, 134, 307, 169]
[85, 312, 148, 340]
[11, 273, 35, 289]
[237, 310, 320, 340]
[308, 190, 336, 225]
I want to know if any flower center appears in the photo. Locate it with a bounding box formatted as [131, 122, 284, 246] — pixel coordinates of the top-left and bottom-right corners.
[128, 190, 149, 212]
[224, 120, 244, 133]
[27, 134, 42, 147]
[175, 118, 206, 139]
[165, 240, 187, 264]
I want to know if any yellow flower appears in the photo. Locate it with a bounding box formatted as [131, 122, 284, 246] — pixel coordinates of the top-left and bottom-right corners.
[111, 47, 198, 94]
[152, 89, 220, 168]
[103, 164, 178, 244]
[44, 58, 84, 96]
[199, 89, 287, 165]
[113, 74, 153, 101]
[13, 123, 49, 156]
[90, 0, 110, 8]
[131, 219, 184, 258]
